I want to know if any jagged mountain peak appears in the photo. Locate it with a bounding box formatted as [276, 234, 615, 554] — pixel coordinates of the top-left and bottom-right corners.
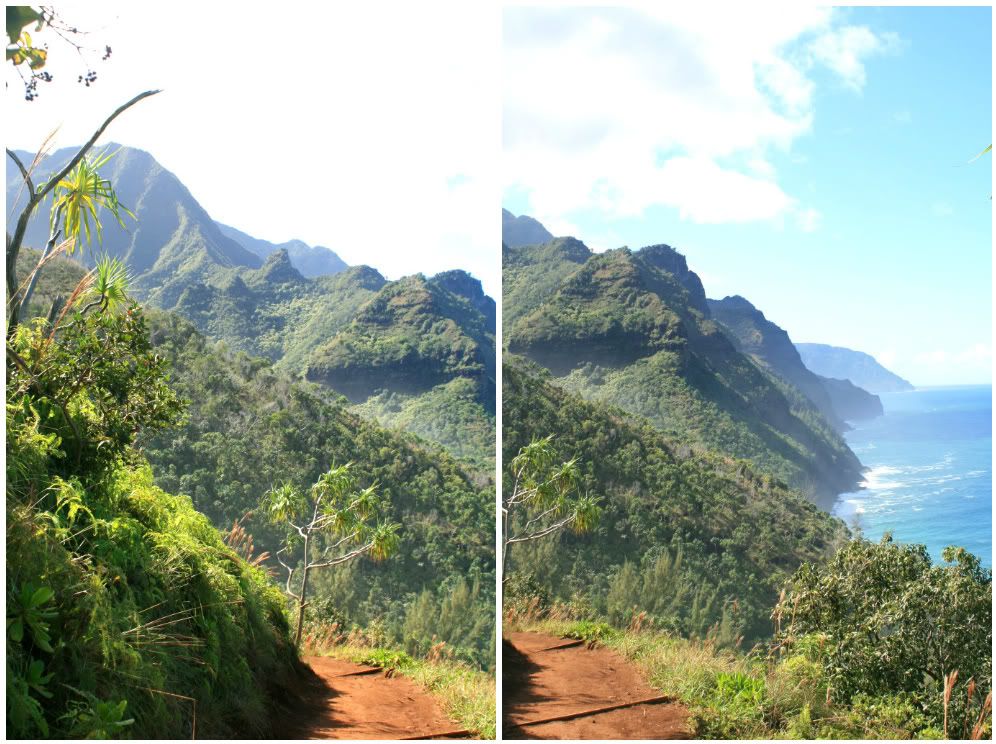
[257, 248, 305, 284]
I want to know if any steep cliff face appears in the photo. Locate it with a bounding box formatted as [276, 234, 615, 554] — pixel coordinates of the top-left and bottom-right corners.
[504, 240, 864, 505]
[7, 145, 262, 295]
[708, 295, 845, 430]
[816, 375, 885, 421]
[796, 343, 915, 393]
[432, 269, 497, 330]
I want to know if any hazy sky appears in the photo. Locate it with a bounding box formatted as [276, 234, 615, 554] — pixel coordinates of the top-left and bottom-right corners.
[503, 6, 992, 386]
[6, 4, 500, 296]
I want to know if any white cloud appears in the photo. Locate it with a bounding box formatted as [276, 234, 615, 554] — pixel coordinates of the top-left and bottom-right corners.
[915, 350, 949, 365]
[504, 7, 900, 231]
[808, 27, 901, 91]
[958, 343, 992, 363]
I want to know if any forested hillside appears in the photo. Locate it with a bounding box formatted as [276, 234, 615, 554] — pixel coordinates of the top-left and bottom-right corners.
[503, 359, 847, 641]
[7, 300, 300, 738]
[143, 311, 496, 667]
[6, 146, 497, 471]
[503, 240, 862, 505]
[12, 250, 496, 670]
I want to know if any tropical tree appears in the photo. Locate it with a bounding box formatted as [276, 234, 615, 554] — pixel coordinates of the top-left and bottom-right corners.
[17, 149, 135, 320]
[502, 435, 600, 581]
[6, 89, 159, 334]
[775, 535, 991, 735]
[261, 463, 400, 647]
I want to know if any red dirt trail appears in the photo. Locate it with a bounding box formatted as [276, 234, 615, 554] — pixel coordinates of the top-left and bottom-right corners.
[274, 656, 468, 740]
[503, 632, 691, 740]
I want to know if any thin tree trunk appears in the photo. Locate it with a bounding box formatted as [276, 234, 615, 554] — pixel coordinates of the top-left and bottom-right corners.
[501, 508, 509, 583]
[295, 537, 311, 648]
[19, 204, 65, 319]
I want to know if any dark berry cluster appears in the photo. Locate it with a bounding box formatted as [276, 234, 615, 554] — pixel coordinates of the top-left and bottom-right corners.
[102, 45, 112, 61]
[78, 70, 98, 86]
[23, 71, 54, 101]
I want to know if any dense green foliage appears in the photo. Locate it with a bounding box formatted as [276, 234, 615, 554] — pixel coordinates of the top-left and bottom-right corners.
[6, 307, 299, 738]
[777, 537, 992, 729]
[355, 376, 497, 472]
[141, 311, 495, 668]
[306, 274, 496, 408]
[13, 242, 496, 671]
[8, 146, 496, 470]
[503, 242, 863, 504]
[503, 360, 847, 642]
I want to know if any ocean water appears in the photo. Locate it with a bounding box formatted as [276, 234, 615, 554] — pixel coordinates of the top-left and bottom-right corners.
[833, 385, 992, 567]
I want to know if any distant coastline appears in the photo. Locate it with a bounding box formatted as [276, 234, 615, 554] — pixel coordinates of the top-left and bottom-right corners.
[833, 384, 992, 565]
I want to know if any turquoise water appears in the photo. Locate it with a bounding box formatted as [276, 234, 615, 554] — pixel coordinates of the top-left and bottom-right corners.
[833, 385, 992, 567]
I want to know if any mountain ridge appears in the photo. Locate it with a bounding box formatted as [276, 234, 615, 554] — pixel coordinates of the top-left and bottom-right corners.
[797, 342, 915, 393]
[503, 237, 864, 505]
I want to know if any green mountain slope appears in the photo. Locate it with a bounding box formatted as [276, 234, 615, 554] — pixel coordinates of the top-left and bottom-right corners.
[708, 295, 849, 429]
[306, 274, 496, 404]
[796, 342, 915, 393]
[9, 146, 495, 470]
[502, 236, 591, 332]
[6, 146, 261, 303]
[216, 222, 347, 278]
[12, 252, 495, 668]
[6, 146, 344, 282]
[504, 242, 863, 505]
[142, 311, 495, 667]
[503, 360, 847, 641]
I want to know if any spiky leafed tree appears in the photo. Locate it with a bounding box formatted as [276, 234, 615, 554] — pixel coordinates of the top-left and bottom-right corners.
[6, 89, 159, 334]
[261, 462, 401, 647]
[502, 435, 600, 581]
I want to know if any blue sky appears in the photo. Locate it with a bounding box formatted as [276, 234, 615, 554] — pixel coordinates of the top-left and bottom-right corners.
[504, 6, 992, 386]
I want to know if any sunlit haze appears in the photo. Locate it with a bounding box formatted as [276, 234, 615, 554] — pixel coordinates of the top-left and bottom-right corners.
[6, 4, 500, 296]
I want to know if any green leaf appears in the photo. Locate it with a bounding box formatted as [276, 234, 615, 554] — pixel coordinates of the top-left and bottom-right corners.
[29, 586, 54, 608]
[6, 7, 42, 47]
[8, 617, 24, 643]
